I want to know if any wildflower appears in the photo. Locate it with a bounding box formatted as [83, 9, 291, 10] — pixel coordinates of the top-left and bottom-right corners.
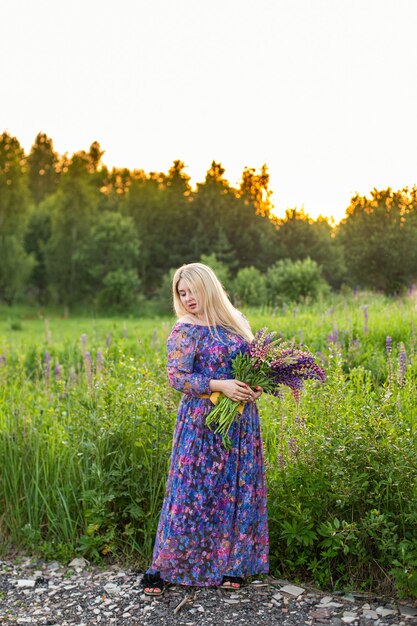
[294, 414, 306, 427]
[81, 334, 87, 357]
[327, 326, 339, 346]
[84, 352, 93, 390]
[106, 333, 111, 346]
[69, 366, 76, 387]
[386, 336, 392, 355]
[287, 436, 299, 458]
[398, 343, 407, 387]
[277, 453, 285, 469]
[0, 353, 6, 366]
[96, 350, 103, 374]
[44, 351, 51, 387]
[54, 361, 61, 381]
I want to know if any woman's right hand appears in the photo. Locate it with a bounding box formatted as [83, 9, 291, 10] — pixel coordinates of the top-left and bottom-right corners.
[210, 379, 254, 403]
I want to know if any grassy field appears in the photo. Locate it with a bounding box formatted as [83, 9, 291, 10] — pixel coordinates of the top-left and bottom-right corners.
[1, 291, 416, 597]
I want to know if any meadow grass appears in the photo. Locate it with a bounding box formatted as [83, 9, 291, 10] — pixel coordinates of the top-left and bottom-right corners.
[1, 291, 416, 596]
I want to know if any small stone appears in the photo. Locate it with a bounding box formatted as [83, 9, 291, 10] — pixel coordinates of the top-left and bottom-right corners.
[280, 584, 305, 596]
[341, 618, 357, 624]
[103, 583, 121, 595]
[273, 593, 283, 601]
[223, 598, 240, 604]
[321, 595, 334, 604]
[197, 605, 205, 612]
[122, 613, 131, 618]
[398, 605, 417, 617]
[310, 608, 333, 619]
[46, 561, 60, 570]
[377, 607, 396, 617]
[362, 603, 371, 610]
[68, 557, 88, 569]
[93, 608, 100, 615]
[16, 579, 36, 588]
[363, 609, 379, 619]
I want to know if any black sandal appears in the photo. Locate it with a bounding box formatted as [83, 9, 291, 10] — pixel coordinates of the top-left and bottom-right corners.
[220, 575, 244, 590]
[142, 572, 166, 596]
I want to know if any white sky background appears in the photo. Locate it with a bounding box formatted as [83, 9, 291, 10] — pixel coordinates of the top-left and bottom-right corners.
[1, 0, 417, 222]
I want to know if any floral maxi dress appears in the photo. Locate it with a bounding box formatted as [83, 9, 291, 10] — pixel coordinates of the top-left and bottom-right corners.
[147, 321, 269, 586]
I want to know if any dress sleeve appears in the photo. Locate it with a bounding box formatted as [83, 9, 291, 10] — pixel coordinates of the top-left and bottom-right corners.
[166, 324, 212, 397]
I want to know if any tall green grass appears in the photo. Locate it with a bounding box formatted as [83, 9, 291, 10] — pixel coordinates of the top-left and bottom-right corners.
[1, 292, 416, 596]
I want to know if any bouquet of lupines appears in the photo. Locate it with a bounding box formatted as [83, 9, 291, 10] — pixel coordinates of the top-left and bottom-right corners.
[205, 328, 325, 449]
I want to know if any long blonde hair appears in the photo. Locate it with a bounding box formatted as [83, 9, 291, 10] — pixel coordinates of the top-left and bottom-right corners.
[172, 263, 254, 343]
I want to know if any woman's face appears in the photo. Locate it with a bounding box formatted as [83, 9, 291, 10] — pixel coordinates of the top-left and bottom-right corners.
[177, 278, 203, 317]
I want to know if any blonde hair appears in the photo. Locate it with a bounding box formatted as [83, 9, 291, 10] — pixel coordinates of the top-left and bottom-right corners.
[172, 263, 253, 343]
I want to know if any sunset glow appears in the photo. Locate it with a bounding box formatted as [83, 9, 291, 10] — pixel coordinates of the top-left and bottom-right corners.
[1, 0, 417, 222]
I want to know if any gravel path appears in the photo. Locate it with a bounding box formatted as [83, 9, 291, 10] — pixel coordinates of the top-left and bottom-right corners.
[1, 557, 417, 626]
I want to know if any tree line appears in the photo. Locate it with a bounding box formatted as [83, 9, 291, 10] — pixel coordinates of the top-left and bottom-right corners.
[1, 131, 417, 310]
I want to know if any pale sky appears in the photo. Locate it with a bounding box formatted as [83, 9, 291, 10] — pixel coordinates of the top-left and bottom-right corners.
[1, 0, 417, 222]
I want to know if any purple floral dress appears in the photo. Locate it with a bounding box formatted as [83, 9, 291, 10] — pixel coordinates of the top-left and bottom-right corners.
[147, 321, 269, 586]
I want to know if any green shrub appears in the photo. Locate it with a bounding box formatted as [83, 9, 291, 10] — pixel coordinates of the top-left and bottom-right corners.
[232, 266, 267, 306]
[97, 269, 141, 311]
[266, 257, 330, 305]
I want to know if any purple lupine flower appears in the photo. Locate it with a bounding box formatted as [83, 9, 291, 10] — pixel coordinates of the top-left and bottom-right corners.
[96, 350, 103, 374]
[54, 361, 61, 381]
[271, 348, 326, 397]
[84, 351, 93, 390]
[295, 414, 306, 427]
[0, 353, 6, 366]
[349, 338, 360, 351]
[44, 351, 51, 387]
[81, 334, 87, 357]
[386, 336, 392, 355]
[363, 305, 369, 335]
[249, 328, 281, 367]
[287, 436, 299, 458]
[327, 326, 339, 346]
[106, 333, 111, 346]
[398, 343, 407, 387]
[69, 366, 76, 387]
[277, 453, 285, 469]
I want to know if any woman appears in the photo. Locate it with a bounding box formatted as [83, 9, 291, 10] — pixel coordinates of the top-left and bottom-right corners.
[142, 263, 269, 595]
